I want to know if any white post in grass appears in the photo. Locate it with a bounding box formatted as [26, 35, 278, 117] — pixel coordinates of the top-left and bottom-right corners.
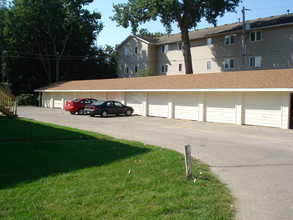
[184, 145, 192, 179]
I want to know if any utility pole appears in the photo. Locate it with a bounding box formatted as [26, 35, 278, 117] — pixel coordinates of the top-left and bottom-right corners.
[242, 7, 247, 71]
[242, 7, 251, 71]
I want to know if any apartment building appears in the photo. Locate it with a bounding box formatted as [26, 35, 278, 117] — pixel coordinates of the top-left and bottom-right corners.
[117, 13, 293, 78]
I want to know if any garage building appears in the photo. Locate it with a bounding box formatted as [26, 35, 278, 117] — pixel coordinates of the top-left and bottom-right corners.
[35, 69, 293, 129]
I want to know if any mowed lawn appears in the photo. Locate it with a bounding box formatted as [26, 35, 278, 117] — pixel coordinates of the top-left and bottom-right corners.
[0, 116, 234, 219]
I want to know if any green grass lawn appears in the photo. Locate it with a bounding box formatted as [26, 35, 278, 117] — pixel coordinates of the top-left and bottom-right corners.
[0, 117, 234, 219]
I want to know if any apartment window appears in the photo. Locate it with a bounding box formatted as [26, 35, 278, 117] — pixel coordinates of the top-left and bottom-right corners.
[207, 61, 212, 70]
[224, 59, 235, 69]
[224, 34, 236, 45]
[161, 44, 169, 53]
[124, 47, 130, 56]
[125, 66, 129, 74]
[179, 64, 183, 72]
[134, 65, 138, 73]
[249, 56, 261, 68]
[177, 42, 182, 50]
[207, 38, 212, 47]
[161, 64, 168, 73]
[250, 31, 262, 42]
[134, 46, 138, 54]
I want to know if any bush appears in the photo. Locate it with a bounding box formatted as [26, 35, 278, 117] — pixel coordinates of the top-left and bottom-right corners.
[16, 93, 39, 106]
[137, 68, 155, 77]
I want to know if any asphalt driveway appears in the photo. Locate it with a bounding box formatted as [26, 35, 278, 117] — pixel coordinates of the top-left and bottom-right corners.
[18, 107, 293, 220]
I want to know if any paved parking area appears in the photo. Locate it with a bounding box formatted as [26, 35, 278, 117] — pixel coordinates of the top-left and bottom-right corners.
[18, 107, 293, 220]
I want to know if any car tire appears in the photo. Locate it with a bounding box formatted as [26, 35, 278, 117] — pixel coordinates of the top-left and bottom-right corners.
[78, 108, 84, 115]
[126, 109, 132, 116]
[90, 114, 95, 117]
[70, 111, 76, 115]
[101, 111, 108, 117]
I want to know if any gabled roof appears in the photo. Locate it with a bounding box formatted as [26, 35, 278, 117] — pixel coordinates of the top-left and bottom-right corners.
[124, 13, 293, 45]
[36, 69, 293, 92]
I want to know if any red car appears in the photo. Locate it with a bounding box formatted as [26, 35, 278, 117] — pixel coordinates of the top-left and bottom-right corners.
[65, 98, 97, 115]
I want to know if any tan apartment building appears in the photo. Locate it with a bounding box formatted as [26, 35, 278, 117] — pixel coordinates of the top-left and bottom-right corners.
[117, 13, 293, 78]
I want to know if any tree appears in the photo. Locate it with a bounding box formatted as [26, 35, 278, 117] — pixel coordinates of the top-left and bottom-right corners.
[4, 0, 103, 84]
[0, 0, 7, 9]
[138, 28, 166, 38]
[112, 0, 240, 74]
[137, 68, 155, 77]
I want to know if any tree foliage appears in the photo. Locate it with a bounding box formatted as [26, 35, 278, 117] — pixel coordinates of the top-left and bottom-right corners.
[138, 28, 166, 38]
[137, 68, 155, 77]
[0, 0, 117, 95]
[112, 0, 241, 74]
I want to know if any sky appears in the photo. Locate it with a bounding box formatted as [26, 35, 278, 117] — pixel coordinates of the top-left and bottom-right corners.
[86, 0, 293, 48]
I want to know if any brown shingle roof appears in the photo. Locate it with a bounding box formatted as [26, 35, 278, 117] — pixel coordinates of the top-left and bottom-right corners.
[36, 69, 293, 92]
[137, 13, 293, 45]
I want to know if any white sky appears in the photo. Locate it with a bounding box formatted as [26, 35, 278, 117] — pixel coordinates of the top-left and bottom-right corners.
[87, 0, 293, 48]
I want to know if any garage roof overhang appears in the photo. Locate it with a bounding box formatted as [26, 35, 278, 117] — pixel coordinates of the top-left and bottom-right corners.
[35, 69, 293, 93]
[35, 88, 293, 93]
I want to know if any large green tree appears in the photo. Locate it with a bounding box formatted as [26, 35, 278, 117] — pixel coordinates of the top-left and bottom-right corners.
[4, 0, 103, 84]
[112, 0, 240, 74]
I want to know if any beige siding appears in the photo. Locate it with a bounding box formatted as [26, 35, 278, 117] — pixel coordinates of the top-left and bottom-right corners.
[246, 26, 293, 70]
[118, 37, 149, 78]
[118, 23, 292, 77]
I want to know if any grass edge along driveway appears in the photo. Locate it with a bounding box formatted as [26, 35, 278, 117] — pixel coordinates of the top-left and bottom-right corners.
[0, 117, 234, 219]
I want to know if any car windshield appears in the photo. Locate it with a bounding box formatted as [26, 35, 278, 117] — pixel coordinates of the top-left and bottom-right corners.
[92, 100, 105, 105]
[72, 99, 81, 102]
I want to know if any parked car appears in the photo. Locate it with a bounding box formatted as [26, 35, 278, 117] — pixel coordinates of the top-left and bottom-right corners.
[85, 100, 134, 117]
[65, 98, 97, 115]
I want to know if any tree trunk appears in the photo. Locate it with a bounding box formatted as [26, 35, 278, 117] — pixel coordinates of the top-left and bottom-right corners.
[55, 56, 60, 82]
[180, 27, 193, 74]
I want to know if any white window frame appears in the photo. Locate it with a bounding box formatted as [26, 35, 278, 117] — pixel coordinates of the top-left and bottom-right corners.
[124, 47, 130, 56]
[161, 44, 169, 53]
[125, 66, 129, 74]
[224, 34, 236, 45]
[161, 64, 168, 73]
[134, 46, 138, 54]
[179, 63, 183, 72]
[224, 59, 235, 69]
[249, 56, 261, 68]
[207, 61, 212, 70]
[250, 31, 262, 42]
[207, 38, 212, 47]
[177, 42, 182, 50]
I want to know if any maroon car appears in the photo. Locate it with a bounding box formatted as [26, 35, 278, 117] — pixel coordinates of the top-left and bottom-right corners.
[65, 98, 97, 115]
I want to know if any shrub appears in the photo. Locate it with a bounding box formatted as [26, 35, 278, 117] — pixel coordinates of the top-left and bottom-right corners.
[137, 68, 155, 77]
[16, 93, 39, 106]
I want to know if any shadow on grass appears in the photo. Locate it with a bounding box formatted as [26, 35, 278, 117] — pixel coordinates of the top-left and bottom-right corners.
[0, 117, 151, 189]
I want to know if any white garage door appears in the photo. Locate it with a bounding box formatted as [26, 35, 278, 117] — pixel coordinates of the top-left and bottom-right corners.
[91, 92, 106, 101]
[107, 92, 122, 102]
[77, 92, 91, 98]
[63, 93, 75, 103]
[206, 93, 236, 124]
[244, 93, 282, 128]
[126, 93, 145, 115]
[148, 92, 169, 117]
[43, 93, 52, 108]
[174, 93, 198, 120]
[53, 93, 62, 109]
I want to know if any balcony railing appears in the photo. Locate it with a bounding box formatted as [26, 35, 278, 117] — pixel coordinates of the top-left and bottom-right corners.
[0, 86, 17, 117]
